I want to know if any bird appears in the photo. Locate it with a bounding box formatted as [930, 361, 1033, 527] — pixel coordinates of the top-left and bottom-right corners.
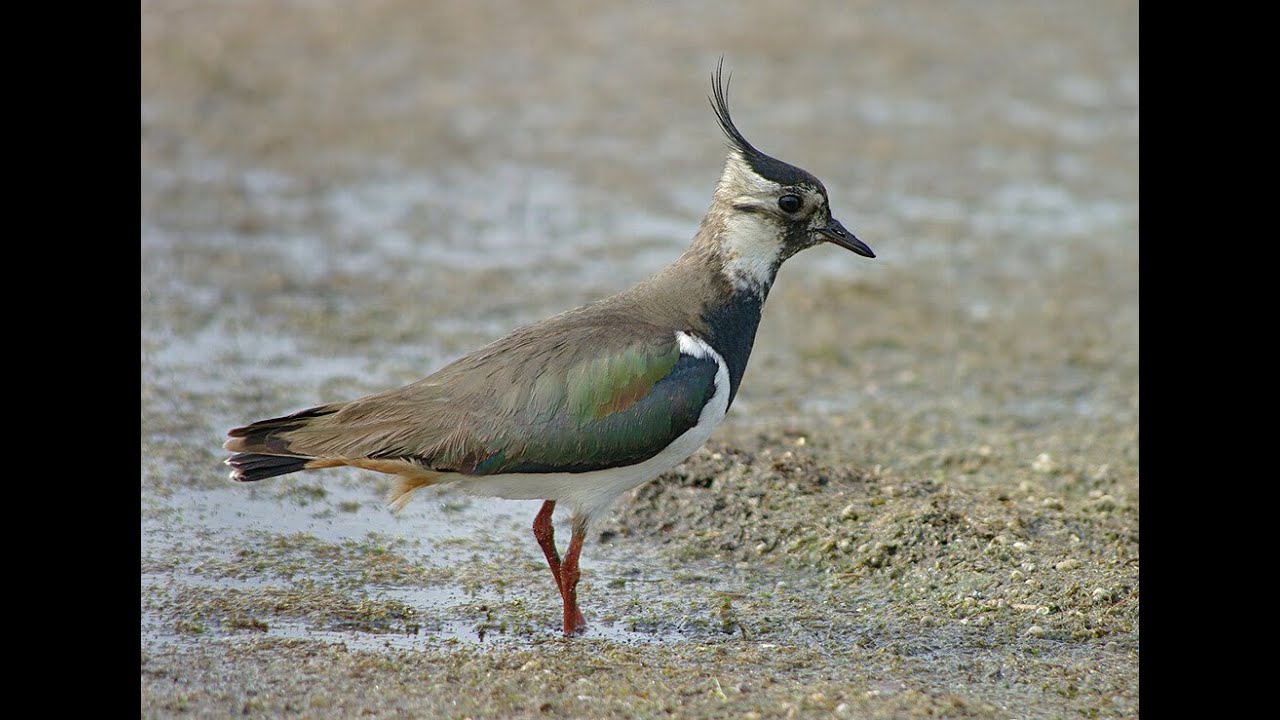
[223, 60, 875, 637]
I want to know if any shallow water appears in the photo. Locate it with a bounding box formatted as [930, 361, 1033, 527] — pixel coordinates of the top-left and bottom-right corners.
[141, 477, 731, 650]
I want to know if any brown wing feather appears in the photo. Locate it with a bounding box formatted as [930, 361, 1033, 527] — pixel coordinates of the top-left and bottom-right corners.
[226, 312, 681, 473]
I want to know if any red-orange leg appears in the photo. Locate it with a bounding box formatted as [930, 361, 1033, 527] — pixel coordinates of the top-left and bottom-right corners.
[532, 500, 563, 589]
[560, 524, 587, 636]
[531, 500, 586, 635]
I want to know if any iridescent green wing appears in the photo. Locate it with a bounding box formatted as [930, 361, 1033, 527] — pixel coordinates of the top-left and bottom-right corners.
[456, 331, 720, 475]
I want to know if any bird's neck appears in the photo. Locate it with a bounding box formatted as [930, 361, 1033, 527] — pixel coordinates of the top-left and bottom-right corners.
[634, 210, 776, 408]
[696, 284, 763, 409]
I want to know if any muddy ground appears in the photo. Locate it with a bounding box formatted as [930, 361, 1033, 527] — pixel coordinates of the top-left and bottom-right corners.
[141, 2, 1138, 717]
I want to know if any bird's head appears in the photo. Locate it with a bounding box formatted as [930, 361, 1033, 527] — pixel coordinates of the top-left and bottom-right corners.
[706, 61, 874, 294]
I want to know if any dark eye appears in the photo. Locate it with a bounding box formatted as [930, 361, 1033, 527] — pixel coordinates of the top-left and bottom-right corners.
[778, 194, 803, 213]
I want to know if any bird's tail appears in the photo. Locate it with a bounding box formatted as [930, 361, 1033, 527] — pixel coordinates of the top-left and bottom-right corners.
[222, 402, 445, 511]
[222, 404, 341, 482]
[224, 452, 312, 482]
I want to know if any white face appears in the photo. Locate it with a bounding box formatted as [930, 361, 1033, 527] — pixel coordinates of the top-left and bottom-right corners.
[714, 152, 829, 293]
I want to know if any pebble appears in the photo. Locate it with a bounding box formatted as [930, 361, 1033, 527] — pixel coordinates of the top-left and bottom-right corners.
[1026, 625, 1046, 637]
[1056, 559, 1082, 571]
[1092, 494, 1118, 511]
[1041, 497, 1064, 510]
[1031, 453, 1055, 473]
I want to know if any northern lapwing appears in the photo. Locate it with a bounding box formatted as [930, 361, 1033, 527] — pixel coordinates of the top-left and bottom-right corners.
[224, 61, 875, 637]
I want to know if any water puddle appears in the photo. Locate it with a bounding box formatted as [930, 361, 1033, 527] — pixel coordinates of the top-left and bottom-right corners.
[142, 471, 705, 653]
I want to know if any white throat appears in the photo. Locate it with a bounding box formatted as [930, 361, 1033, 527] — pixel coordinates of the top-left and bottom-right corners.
[713, 151, 786, 294]
[720, 212, 782, 294]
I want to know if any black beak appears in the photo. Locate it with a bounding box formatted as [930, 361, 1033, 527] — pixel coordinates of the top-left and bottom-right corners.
[817, 218, 874, 258]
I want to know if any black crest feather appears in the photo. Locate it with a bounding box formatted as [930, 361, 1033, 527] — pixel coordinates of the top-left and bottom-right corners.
[709, 58, 818, 188]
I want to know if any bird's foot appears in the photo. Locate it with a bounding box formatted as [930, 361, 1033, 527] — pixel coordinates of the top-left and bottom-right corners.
[563, 606, 587, 636]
